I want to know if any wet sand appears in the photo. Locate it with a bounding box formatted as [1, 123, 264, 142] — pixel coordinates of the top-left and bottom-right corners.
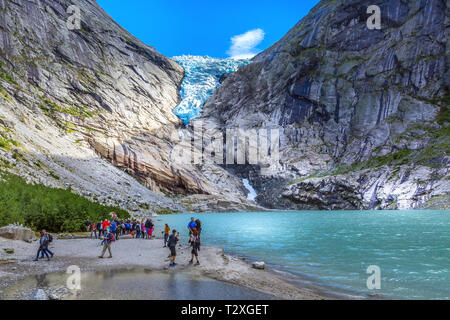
[0, 236, 327, 300]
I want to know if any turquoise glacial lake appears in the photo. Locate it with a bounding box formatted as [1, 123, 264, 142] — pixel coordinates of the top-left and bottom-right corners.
[156, 210, 450, 299]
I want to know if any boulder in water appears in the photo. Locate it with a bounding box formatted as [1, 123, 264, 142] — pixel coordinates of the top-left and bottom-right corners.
[252, 261, 266, 270]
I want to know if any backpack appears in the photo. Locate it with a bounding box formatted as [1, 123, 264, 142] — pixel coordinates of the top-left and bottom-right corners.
[47, 234, 53, 243]
[108, 232, 115, 242]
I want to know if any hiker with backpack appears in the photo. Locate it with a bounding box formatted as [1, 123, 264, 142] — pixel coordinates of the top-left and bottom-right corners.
[167, 229, 180, 267]
[99, 229, 115, 259]
[40, 232, 54, 259]
[33, 230, 51, 261]
[189, 228, 201, 265]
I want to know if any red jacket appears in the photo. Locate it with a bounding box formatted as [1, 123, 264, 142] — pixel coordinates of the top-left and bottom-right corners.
[103, 221, 110, 230]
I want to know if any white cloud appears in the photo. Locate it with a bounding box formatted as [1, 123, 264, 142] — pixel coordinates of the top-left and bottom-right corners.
[227, 28, 265, 59]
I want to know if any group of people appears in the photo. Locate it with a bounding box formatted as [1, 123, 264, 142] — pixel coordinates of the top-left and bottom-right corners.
[34, 214, 203, 268]
[166, 217, 202, 267]
[86, 217, 155, 241]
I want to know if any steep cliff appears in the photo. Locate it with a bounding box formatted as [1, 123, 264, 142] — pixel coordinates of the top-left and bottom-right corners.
[198, 0, 450, 209]
[0, 0, 255, 214]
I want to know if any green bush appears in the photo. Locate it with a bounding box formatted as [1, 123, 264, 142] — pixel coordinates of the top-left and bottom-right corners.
[0, 172, 129, 232]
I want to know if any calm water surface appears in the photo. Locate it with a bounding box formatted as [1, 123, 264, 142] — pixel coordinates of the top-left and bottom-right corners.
[156, 210, 450, 299]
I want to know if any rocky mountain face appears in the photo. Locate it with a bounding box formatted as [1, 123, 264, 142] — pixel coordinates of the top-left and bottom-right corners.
[198, 0, 449, 210]
[0, 0, 258, 214]
[0, 0, 448, 213]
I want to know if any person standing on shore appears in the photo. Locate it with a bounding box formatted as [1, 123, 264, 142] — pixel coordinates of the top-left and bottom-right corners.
[135, 221, 141, 239]
[99, 229, 114, 259]
[97, 221, 103, 239]
[187, 217, 196, 240]
[163, 224, 170, 247]
[167, 229, 179, 267]
[195, 219, 202, 237]
[91, 223, 97, 239]
[33, 230, 50, 261]
[189, 228, 201, 265]
[148, 219, 154, 239]
[145, 218, 152, 239]
[110, 220, 117, 240]
[141, 219, 146, 239]
[85, 219, 91, 232]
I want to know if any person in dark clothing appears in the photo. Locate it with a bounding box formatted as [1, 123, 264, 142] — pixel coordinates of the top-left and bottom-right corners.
[96, 221, 103, 238]
[40, 232, 54, 259]
[189, 228, 201, 265]
[167, 229, 179, 267]
[195, 219, 202, 237]
[85, 219, 91, 232]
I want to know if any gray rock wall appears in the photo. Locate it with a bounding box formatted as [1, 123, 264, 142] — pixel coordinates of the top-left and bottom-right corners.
[199, 0, 449, 209]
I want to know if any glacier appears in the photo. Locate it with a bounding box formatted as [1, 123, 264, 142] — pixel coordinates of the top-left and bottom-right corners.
[172, 55, 250, 124]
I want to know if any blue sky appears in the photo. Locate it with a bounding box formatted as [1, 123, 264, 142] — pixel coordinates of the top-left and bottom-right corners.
[97, 0, 319, 58]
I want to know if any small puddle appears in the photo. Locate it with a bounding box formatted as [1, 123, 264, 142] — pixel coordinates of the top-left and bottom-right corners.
[0, 268, 276, 300]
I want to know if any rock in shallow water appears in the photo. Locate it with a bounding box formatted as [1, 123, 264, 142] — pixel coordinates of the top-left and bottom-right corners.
[30, 289, 48, 300]
[252, 262, 266, 270]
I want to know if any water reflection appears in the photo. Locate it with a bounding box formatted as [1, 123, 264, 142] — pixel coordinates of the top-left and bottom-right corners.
[2, 268, 275, 300]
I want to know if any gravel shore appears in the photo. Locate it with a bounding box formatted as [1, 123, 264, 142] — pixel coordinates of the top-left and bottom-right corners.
[0, 236, 326, 300]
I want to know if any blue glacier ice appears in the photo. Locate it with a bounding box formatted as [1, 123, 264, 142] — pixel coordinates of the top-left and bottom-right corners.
[172, 55, 250, 125]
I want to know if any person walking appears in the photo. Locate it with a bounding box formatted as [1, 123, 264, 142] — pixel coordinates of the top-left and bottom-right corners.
[40, 232, 54, 259]
[33, 230, 50, 261]
[167, 229, 179, 267]
[99, 229, 114, 259]
[163, 224, 170, 247]
[189, 228, 201, 265]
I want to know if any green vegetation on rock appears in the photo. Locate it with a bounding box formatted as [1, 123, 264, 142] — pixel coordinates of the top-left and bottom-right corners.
[0, 172, 129, 232]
